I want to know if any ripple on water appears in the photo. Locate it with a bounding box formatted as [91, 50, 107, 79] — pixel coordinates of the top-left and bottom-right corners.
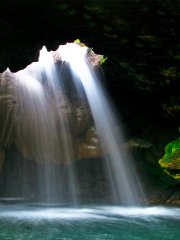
[0, 205, 180, 240]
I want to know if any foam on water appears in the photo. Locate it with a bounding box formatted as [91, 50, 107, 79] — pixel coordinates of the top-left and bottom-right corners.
[0, 205, 179, 221]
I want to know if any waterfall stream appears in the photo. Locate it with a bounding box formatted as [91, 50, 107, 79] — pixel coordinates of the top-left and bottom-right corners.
[0, 42, 144, 205]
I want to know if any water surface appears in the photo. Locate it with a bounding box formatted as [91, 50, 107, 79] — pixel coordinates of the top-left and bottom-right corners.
[0, 204, 179, 240]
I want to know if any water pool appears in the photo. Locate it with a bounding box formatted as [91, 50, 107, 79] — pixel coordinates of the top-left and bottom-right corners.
[0, 204, 179, 239]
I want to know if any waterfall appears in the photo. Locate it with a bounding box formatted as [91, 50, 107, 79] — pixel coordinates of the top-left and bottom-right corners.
[58, 43, 144, 205]
[0, 41, 144, 205]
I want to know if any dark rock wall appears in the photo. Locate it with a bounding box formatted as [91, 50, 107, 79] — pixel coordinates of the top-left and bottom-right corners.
[1, 1, 180, 120]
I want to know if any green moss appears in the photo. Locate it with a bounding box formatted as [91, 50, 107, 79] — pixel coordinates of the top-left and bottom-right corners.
[160, 67, 178, 78]
[164, 169, 180, 180]
[159, 137, 180, 180]
[74, 39, 81, 43]
[101, 56, 108, 64]
[74, 39, 86, 47]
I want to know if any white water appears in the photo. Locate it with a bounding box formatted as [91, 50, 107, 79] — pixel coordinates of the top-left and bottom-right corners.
[0, 204, 179, 240]
[0, 42, 144, 206]
[0, 205, 178, 220]
[58, 43, 144, 205]
[38, 46, 78, 205]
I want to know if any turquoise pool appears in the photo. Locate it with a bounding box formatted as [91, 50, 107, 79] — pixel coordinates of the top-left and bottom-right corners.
[0, 203, 179, 239]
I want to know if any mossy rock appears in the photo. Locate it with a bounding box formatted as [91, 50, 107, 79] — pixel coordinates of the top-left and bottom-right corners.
[159, 137, 180, 180]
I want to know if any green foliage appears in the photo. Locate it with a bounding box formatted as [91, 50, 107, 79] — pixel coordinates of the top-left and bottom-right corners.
[101, 56, 108, 64]
[74, 39, 86, 47]
[74, 39, 81, 43]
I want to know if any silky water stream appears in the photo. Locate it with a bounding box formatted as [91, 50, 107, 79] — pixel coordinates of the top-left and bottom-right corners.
[0, 42, 179, 239]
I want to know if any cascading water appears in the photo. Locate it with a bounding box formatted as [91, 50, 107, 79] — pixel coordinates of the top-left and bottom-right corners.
[58, 43, 144, 205]
[0, 41, 144, 206]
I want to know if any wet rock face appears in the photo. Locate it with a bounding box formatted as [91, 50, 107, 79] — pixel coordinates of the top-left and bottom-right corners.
[0, 68, 105, 164]
[79, 125, 103, 159]
[0, 70, 18, 147]
[72, 102, 93, 136]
